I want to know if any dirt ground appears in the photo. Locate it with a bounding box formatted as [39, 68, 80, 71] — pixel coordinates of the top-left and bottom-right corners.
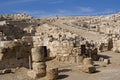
[57, 51, 120, 80]
[0, 51, 120, 80]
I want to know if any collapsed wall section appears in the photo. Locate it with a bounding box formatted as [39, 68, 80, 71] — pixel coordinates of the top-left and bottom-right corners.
[0, 41, 31, 70]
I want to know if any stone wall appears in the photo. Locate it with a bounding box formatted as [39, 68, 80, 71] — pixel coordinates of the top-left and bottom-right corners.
[32, 24, 84, 57]
[0, 41, 31, 70]
[0, 24, 28, 39]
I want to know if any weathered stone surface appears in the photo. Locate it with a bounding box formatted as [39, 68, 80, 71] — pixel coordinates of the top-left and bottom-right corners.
[27, 70, 36, 79]
[28, 62, 46, 79]
[0, 40, 31, 69]
[0, 53, 3, 61]
[69, 56, 77, 63]
[32, 24, 84, 57]
[32, 62, 46, 72]
[80, 65, 96, 73]
[46, 68, 58, 80]
[27, 70, 43, 79]
[31, 47, 45, 62]
[2, 69, 12, 74]
[83, 58, 94, 65]
[1, 13, 120, 78]
[76, 55, 84, 64]
[103, 59, 110, 64]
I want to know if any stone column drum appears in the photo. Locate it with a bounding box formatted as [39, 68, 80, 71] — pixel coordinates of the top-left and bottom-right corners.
[28, 46, 47, 79]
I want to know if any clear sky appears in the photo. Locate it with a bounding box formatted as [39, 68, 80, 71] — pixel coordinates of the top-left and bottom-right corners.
[0, 0, 120, 17]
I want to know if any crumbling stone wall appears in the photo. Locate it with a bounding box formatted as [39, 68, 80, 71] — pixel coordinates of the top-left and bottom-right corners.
[0, 24, 27, 39]
[32, 24, 84, 57]
[0, 41, 31, 70]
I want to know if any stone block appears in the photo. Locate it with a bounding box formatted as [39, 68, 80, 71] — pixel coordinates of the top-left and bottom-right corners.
[80, 65, 96, 73]
[32, 62, 46, 77]
[31, 47, 44, 62]
[46, 68, 58, 80]
[103, 59, 110, 64]
[69, 56, 77, 63]
[83, 58, 93, 65]
[76, 55, 83, 64]
[27, 70, 38, 79]
[2, 69, 11, 74]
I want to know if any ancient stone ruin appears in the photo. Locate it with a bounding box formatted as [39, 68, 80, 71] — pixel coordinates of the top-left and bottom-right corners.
[0, 13, 120, 80]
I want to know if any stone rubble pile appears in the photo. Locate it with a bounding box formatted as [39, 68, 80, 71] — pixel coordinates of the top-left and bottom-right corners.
[33, 24, 84, 57]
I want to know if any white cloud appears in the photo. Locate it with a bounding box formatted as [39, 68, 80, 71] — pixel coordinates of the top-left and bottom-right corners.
[13, 9, 69, 17]
[48, 0, 64, 4]
[77, 7, 94, 13]
[13, 8, 120, 18]
[13, 9, 91, 18]
[1, 0, 38, 6]
[91, 9, 119, 15]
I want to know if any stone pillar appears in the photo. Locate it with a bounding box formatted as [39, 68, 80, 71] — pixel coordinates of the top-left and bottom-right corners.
[31, 47, 45, 62]
[28, 46, 47, 79]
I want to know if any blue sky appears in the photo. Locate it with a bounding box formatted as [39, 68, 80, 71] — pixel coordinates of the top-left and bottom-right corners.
[0, 0, 120, 17]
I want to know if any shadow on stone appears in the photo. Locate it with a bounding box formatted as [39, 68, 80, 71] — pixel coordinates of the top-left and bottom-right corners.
[57, 74, 69, 79]
[94, 70, 100, 73]
[99, 54, 111, 59]
[94, 64, 100, 66]
[87, 70, 100, 74]
[59, 69, 72, 73]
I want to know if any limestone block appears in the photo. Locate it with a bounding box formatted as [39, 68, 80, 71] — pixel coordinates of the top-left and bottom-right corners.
[76, 55, 83, 64]
[103, 59, 110, 64]
[83, 58, 93, 65]
[71, 47, 80, 56]
[80, 65, 96, 73]
[32, 62, 46, 77]
[46, 68, 58, 80]
[27, 70, 34, 77]
[69, 41, 74, 47]
[31, 47, 44, 62]
[27, 70, 45, 79]
[4, 41, 17, 49]
[117, 47, 120, 52]
[69, 56, 77, 63]
[116, 40, 120, 44]
[61, 56, 69, 62]
[56, 55, 62, 61]
[2, 69, 11, 74]
[112, 47, 117, 52]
